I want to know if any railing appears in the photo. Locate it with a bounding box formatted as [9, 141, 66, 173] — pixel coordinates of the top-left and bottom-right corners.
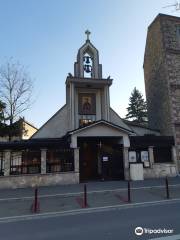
[10, 151, 41, 175]
[46, 149, 74, 173]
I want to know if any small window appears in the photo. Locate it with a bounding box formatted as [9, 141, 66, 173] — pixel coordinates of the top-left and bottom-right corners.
[154, 147, 172, 163]
[79, 115, 96, 127]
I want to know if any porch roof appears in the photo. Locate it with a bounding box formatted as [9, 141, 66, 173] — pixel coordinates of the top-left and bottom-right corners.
[0, 137, 70, 150]
[130, 136, 174, 148]
[68, 120, 135, 136]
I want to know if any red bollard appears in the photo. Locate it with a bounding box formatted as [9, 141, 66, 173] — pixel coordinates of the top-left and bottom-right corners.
[165, 177, 170, 199]
[84, 184, 87, 208]
[34, 188, 38, 212]
[31, 187, 40, 213]
[128, 180, 131, 203]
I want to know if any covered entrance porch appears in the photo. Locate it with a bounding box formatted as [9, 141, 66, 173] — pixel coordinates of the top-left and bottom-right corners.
[78, 137, 124, 182]
[69, 120, 133, 182]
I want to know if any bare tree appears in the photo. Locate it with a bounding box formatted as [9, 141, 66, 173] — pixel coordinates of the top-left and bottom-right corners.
[0, 59, 33, 126]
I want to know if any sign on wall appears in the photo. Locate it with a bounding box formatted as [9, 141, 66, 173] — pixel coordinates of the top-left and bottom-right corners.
[102, 156, 109, 162]
[141, 151, 150, 167]
[129, 151, 136, 163]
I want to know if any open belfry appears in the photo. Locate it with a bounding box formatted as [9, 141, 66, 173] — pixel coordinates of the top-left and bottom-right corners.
[0, 16, 179, 188]
[144, 14, 180, 171]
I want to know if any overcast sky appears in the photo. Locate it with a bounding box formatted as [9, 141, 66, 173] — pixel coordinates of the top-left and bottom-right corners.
[0, 0, 179, 128]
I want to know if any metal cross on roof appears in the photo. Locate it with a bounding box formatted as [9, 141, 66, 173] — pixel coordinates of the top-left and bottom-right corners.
[85, 30, 91, 40]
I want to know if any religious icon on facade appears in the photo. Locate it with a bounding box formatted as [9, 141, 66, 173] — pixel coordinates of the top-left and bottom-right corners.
[82, 97, 91, 113]
[78, 93, 96, 115]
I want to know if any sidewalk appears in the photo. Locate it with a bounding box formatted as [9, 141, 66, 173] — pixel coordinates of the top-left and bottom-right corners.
[0, 176, 180, 218]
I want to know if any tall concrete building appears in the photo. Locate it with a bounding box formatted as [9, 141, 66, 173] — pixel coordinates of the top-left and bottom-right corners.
[144, 14, 180, 171]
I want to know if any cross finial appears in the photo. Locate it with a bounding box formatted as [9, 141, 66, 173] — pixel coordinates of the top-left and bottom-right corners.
[85, 30, 91, 41]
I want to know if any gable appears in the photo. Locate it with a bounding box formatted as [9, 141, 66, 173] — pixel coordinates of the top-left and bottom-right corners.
[72, 123, 128, 137]
[70, 121, 131, 148]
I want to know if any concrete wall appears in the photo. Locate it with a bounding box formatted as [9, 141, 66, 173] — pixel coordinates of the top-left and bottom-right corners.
[0, 172, 79, 189]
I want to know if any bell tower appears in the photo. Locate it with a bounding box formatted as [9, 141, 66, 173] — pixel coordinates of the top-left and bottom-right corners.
[66, 31, 112, 130]
[74, 30, 102, 79]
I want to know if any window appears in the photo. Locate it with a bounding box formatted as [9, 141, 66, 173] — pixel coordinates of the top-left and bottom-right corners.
[79, 115, 96, 127]
[0, 152, 4, 175]
[46, 149, 74, 173]
[10, 150, 41, 175]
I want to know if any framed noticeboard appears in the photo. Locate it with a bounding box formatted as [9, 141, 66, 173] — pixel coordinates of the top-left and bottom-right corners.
[141, 151, 149, 162]
[129, 151, 136, 163]
[141, 151, 150, 168]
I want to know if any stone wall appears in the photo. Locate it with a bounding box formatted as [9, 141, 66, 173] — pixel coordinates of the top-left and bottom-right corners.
[144, 163, 177, 178]
[0, 172, 79, 189]
[144, 14, 180, 170]
[144, 15, 173, 135]
[174, 125, 180, 168]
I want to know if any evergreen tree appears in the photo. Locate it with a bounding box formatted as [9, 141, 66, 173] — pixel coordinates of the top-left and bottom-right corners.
[125, 87, 148, 122]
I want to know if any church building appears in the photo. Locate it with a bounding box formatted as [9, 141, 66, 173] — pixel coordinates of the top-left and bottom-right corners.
[0, 24, 178, 188]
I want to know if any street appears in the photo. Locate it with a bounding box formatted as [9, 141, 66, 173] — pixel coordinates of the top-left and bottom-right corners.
[0, 199, 179, 240]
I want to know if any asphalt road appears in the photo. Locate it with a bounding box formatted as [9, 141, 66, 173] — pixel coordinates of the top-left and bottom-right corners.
[0, 200, 179, 240]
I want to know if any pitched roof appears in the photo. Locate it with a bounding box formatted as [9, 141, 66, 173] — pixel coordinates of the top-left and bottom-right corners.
[0, 137, 69, 150]
[68, 119, 135, 135]
[122, 119, 160, 132]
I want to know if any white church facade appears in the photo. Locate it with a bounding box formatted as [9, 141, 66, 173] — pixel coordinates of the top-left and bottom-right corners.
[0, 29, 178, 188]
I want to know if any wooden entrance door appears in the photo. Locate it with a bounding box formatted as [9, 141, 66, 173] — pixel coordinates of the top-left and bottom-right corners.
[101, 144, 124, 180]
[79, 142, 98, 181]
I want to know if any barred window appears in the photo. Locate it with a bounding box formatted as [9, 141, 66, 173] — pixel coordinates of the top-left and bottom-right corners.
[0, 152, 4, 175]
[10, 152, 22, 175]
[10, 150, 41, 175]
[154, 147, 172, 163]
[46, 149, 74, 173]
